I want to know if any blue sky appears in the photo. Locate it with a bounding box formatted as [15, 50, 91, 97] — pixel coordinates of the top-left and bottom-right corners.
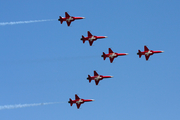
[0, 0, 180, 120]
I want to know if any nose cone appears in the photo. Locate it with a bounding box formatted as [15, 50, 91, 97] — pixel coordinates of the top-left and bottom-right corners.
[104, 36, 108, 38]
[82, 17, 85, 19]
[91, 99, 95, 101]
[125, 53, 129, 55]
[110, 76, 113, 78]
[161, 51, 164, 53]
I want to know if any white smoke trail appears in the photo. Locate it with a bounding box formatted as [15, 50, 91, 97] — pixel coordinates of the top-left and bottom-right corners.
[0, 19, 56, 26]
[0, 102, 60, 110]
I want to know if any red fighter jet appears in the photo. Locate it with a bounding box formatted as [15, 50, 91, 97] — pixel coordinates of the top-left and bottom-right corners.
[101, 48, 128, 63]
[68, 94, 94, 109]
[87, 71, 113, 85]
[137, 46, 164, 60]
[81, 31, 108, 46]
[58, 12, 85, 26]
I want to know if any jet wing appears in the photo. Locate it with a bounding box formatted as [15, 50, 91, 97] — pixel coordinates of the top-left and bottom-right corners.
[109, 48, 113, 53]
[89, 41, 93, 46]
[76, 103, 81, 109]
[88, 31, 92, 37]
[75, 94, 80, 100]
[66, 21, 71, 26]
[109, 57, 115, 63]
[145, 55, 150, 60]
[95, 80, 100, 85]
[65, 12, 70, 18]
[94, 71, 99, 76]
[144, 46, 149, 51]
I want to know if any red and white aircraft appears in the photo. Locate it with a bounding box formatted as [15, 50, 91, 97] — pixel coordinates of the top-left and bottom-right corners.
[68, 94, 94, 109]
[137, 46, 164, 60]
[101, 48, 128, 63]
[87, 71, 113, 85]
[81, 31, 107, 46]
[58, 12, 85, 26]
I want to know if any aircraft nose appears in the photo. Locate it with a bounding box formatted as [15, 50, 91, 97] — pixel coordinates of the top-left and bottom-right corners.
[104, 36, 108, 38]
[161, 51, 164, 53]
[91, 99, 95, 101]
[125, 53, 129, 55]
[82, 17, 85, 19]
[110, 76, 113, 78]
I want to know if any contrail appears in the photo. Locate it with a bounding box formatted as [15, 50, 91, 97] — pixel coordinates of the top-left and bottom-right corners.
[0, 19, 56, 26]
[0, 102, 60, 110]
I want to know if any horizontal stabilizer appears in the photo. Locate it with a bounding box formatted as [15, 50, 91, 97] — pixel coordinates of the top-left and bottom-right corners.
[81, 35, 85, 43]
[69, 98, 73, 106]
[102, 52, 106, 60]
[138, 50, 142, 58]
[87, 75, 92, 83]
[59, 16, 63, 24]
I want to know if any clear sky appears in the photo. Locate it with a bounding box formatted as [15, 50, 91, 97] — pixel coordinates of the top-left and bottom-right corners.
[0, 0, 180, 120]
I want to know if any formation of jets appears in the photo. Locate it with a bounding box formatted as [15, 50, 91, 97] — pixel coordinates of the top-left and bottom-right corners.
[58, 12, 164, 109]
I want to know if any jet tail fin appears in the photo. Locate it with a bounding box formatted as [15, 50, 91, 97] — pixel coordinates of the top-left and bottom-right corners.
[87, 75, 92, 83]
[81, 35, 85, 43]
[102, 52, 106, 60]
[69, 98, 73, 106]
[59, 16, 63, 24]
[137, 50, 142, 58]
